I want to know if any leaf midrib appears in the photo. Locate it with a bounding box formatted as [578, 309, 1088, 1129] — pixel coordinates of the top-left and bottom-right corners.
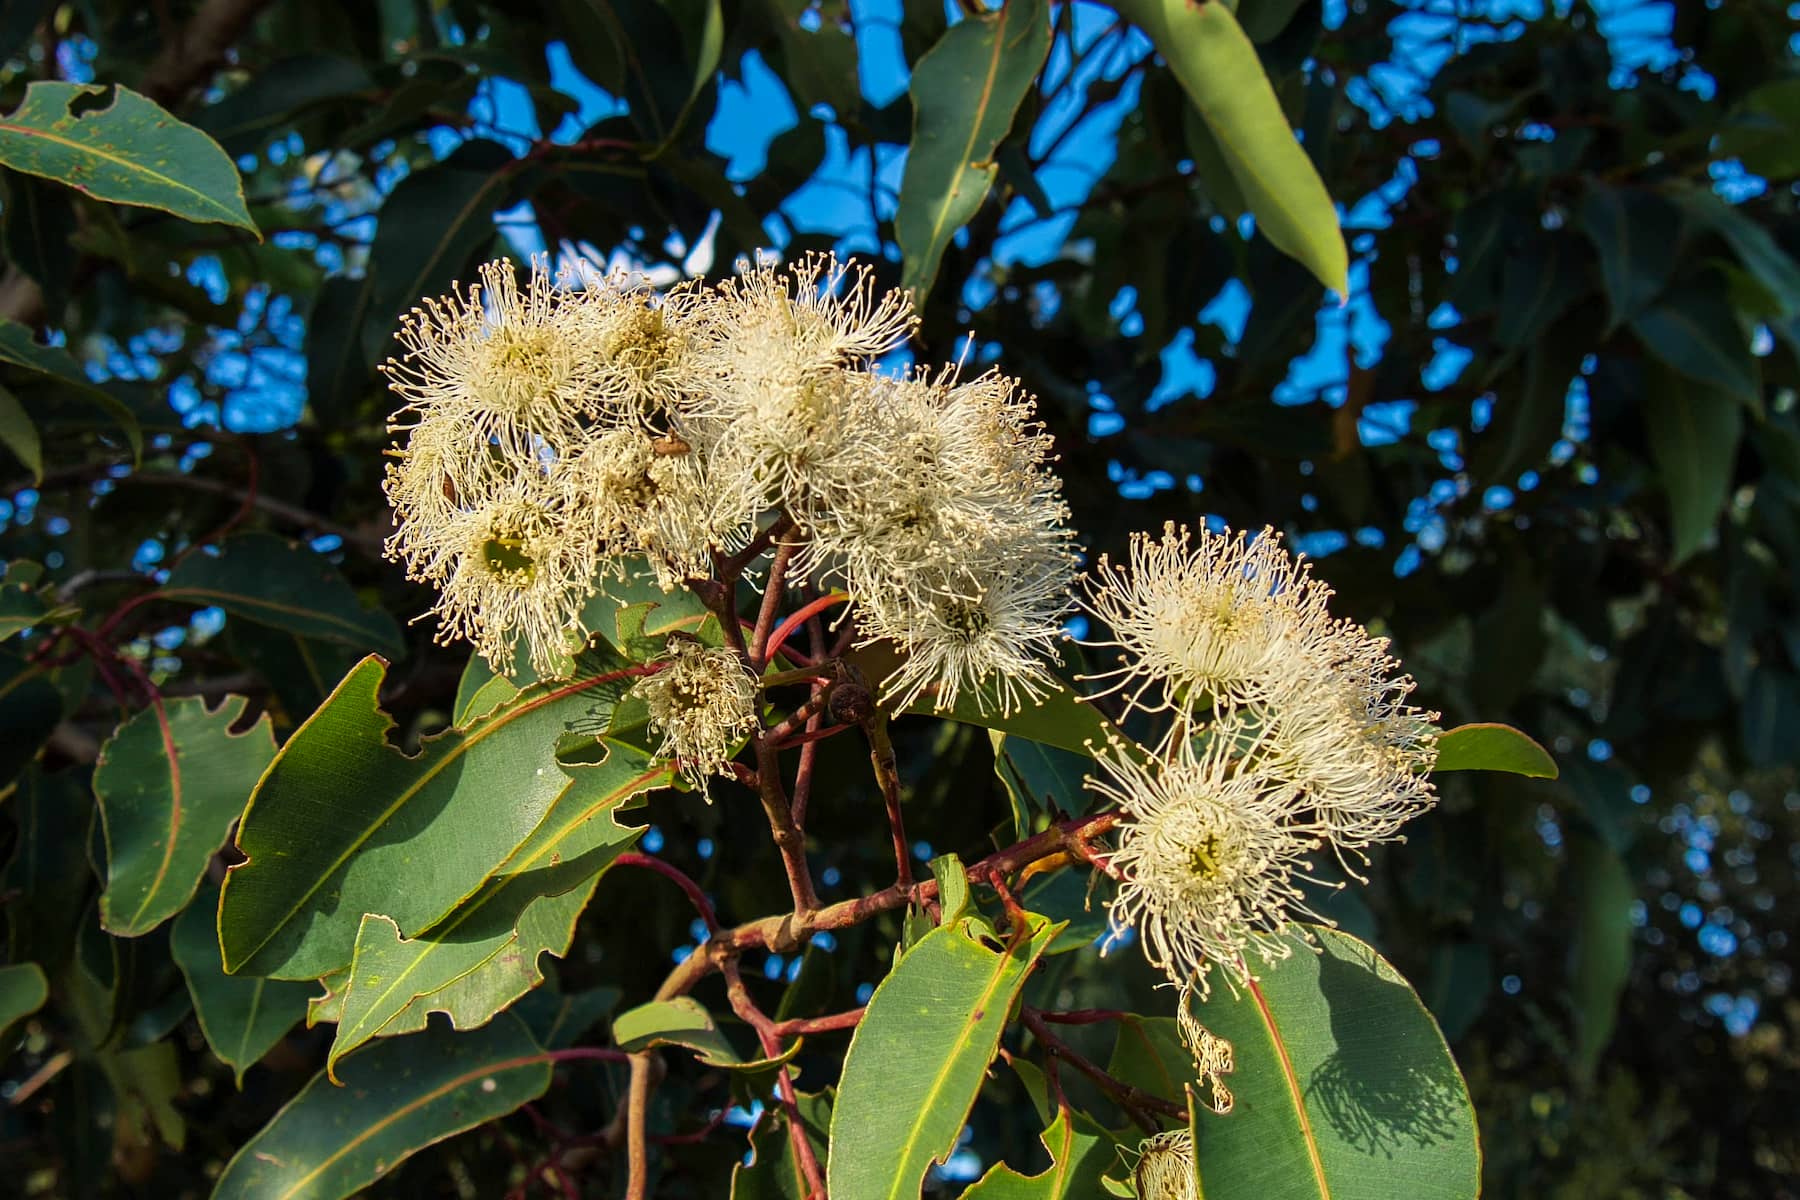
[0, 105, 239, 222]
[1249, 977, 1331, 1198]
[228, 668, 622, 973]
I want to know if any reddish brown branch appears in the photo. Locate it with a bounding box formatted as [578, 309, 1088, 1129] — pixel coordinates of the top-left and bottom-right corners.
[1020, 1006, 1183, 1130]
[614, 853, 719, 933]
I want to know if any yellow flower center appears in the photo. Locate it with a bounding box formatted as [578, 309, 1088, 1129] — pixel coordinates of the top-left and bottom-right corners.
[480, 535, 537, 586]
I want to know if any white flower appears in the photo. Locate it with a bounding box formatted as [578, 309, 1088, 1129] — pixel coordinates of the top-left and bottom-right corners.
[1097, 733, 1324, 996]
[1178, 986, 1236, 1115]
[630, 637, 761, 797]
[853, 537, 1075, 717]
[562, 426, 719, 587]
[401, 468, 602, 679]
[1080, 523, 1332, 732]
[1132, 1129, 1196, 1200]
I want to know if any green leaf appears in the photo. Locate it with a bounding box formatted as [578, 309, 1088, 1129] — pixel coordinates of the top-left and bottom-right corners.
[0, 318, 142, 463]
[1, 765, 91, 970]
[1494, 234, 1585, 349]
[1644, 365, 1742, 564]
[0, 567, 51, 639]
[1670, 184, 1800, 320]
[223, 621, 364, 728]
[1018, 868, 1109, 956]
[1566, 834, 1633, 1084]
[158, 533, 403, 654]
[171, 882, 313, 1087]
[1715, 76, 1800, 180]
[611, 995, 801, 1072]
[895, 0, 1052, 297]
[0, 384, 42, 482]
[1433, 723, 1558, 778]
[195, 54, 376, 157]
[958, 1108, 1113, 1199]
[1629, 281, 1760, 408]
[992, 732, 1095, 839]
[324, 741, 662, 1073]
[827, 914, 1062, 1200]
[1117, 0, 1347, 295]
[209, 1014, 552, 1200]
[0, 961, 48, 1049]
[0, 82, 256, 232]
[1579, 184, 1681, 331]
[0, 650, 61, 789]
[98, 1040, 187, 1154]
[514, 980, 621, 1050]
[1185, 927, 1479, 1199]
[219, 655, 648, 979]
[1, 172, 76, 317]
[304, 274, 375, 428]
[94, 695, 278, 937]
[932, 853, 972, 924]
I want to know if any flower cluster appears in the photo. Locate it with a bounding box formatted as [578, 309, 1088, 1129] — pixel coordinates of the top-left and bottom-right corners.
[382, 253, 1074, 718]
[1084, 523, 1438, 1000]
[631, 636, 760, 799]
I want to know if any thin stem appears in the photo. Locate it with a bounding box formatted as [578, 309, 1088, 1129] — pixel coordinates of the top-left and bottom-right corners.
[769, 1007, 866, 1038]
[614, 853, 719, 933]
[865, 714, 912, 889]
[1032, 1008, 1133, 1026]
[750, 540, 799, 668]
[1020, 1006, 1184, 1129]
[721, 960, 826, 1199]
[623, 1052, 656, 1200]
[764, 592, 849, 666]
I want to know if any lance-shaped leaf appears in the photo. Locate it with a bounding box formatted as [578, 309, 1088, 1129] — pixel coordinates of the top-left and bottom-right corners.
[170, 883, 313, 1086]
[219, 655, 649, 979]
[827, 914, 1062, 1200]
[94, 695, 277, 937]
[1182, 927, 1479, 1199]
[0, 384, 42, 482]
[895, 0, 1052, 297]
[0, 961, 48, 1049]
[1433, 723, 1558, 778]
[0, 81, 257, 232]
[1644, 365, 1743, 564]
[959, 1108, 1114, 1198]
[1116, 0, 1347, 296]
[0, 318, 142, 463]
[210, 1014, 552, 1200]
[1579, 183, 1681, 331]
[158, 533, 403, 654]
[324, 742, 665, 1073]
[731, 1088, 833, 1200]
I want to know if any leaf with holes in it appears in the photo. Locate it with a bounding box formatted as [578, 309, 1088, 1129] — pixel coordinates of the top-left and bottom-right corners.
[827, 914, 1061, 1200]
[218, 655, 651, 980]
[1183, 927, 1479, 1199]
[958, 1108, 1115, 1199]
[94, 695, 277, 937]
[0, 81, 256, 232]
[210, 1013, 552, 1200]
[158, 533, 402, 654]
[323, 741, 664, 1075]
[171, 882, 313, 1087]
[895, 0, 1052, 297]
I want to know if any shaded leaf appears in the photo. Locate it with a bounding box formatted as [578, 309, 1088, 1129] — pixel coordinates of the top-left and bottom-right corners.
[324, 741, 661, 1073]
[0, 961, 48, 1049]
[94, 695, 277, 937]
[1185, 927, 1479, 1198]
[0, 384, 42, 482]
[827, 914, 1061, 1200]
[1629, 281, 1760, 407]
[514, 980, 621, 1050]
[1671, 183, 1800, 319]
[170, 883, 313, 1087]
[0, 318, 141, 463]
[0, 82, 256, 232]
[304, 274, 375, 429]
[1644, 365, 1742, 564]
[612, 995, 800, 1072]
[1, 171, 76, 317]
[1118, 0, 1346, 295]
[219, 655, 648, 979]
[1433, 723, 1557, 777]
[731, 1088, 833, 1200]
[158, 533, 402, 654]
[1566, 834, 1633, 1084]
[1579, 184, 1681, 331]
[1494, 234, 1585, 349]
[1, 764, 92, 970]
[895, 0, 1052, 297]
[210, 1014, 552, 1200]
[196, 54, 375, 157]
[0, 650, 61, 789]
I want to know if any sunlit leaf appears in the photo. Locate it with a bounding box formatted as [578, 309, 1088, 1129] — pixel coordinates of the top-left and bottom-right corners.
[1433, 723, 1558, 778]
